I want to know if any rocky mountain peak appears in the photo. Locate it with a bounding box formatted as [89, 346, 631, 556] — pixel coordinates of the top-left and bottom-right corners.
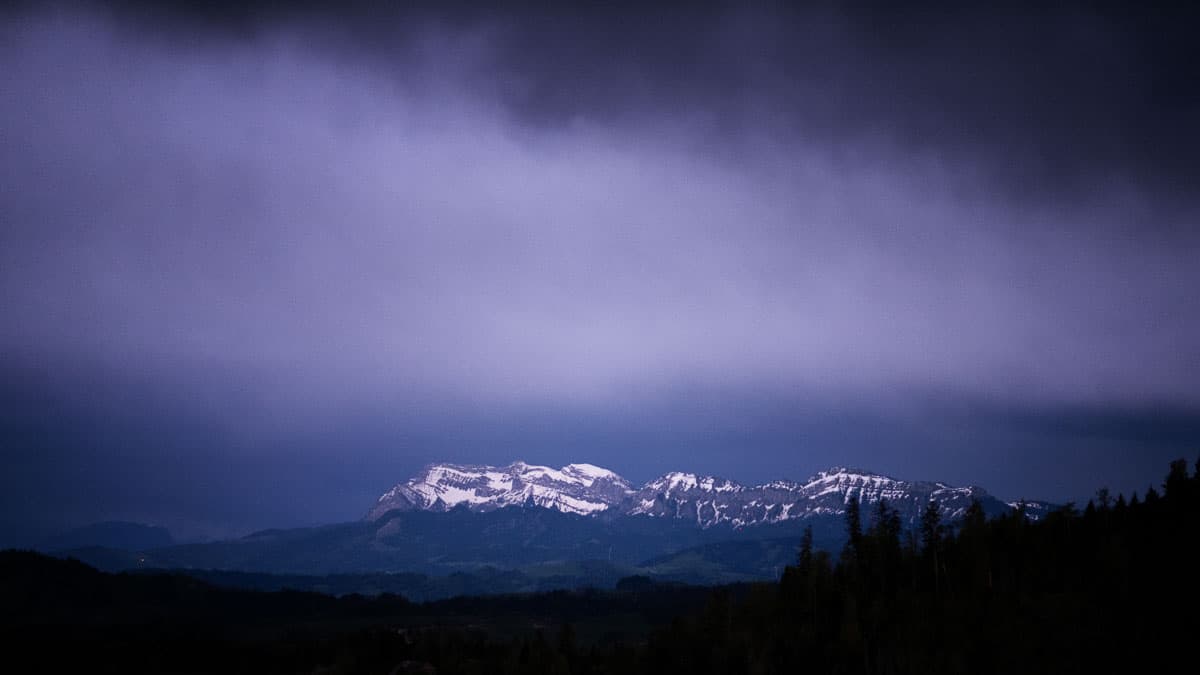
[368, 461, 1050, 527]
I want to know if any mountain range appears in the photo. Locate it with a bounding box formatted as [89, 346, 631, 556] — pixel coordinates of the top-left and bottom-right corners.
[43, 463, 1052, 597]
[368, 461, 1051, 527]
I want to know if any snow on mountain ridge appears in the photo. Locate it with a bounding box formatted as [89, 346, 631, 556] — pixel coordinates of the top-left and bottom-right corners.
[644, 472, 743, 494]
[368, 461, 1039, 527]
[366, 461, 635, 520]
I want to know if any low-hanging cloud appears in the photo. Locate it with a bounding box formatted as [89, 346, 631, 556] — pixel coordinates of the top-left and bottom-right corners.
[1, 5, 1198, 536]
[4, 9, 1196, 415]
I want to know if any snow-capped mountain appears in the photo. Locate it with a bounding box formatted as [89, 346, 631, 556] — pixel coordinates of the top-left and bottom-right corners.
[627, 467, 1026, 528]
[369, 462, 1051, 527]
[365, 461, 635, 520]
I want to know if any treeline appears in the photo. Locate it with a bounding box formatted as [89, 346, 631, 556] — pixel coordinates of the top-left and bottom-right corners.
[0, 550, 723, 673]
[3, 458, 1199, 674]
[638, 457, 1200, 675]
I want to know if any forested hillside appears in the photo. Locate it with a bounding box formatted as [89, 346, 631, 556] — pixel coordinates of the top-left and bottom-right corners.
[3, 458, 1197, 674]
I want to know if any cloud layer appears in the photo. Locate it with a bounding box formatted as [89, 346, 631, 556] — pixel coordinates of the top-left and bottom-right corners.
[1, 4, 1197, 539]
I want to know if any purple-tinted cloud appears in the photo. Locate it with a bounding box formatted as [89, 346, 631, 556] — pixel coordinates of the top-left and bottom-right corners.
[3, 10, 1197, 416]
[1, 5, 1197, 539]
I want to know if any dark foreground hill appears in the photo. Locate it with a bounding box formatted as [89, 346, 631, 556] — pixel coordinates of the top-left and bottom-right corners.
[4, 458, 1199, 674]
[0, 549, 727, 673]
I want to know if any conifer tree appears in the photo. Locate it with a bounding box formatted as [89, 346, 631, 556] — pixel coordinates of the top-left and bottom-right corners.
[1164, 459, 1189, 498]
[920, 501, 940, 553]
[556, 622, 576, 665]
[920, 500, 942, 593]
[797, 524, 814, 577]
[964, 498, 986, 531]
[844, 495, 863, 563]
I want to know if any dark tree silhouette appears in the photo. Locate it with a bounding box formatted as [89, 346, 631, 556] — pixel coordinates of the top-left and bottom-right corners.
[844, 494, 863, 562]
[797, 524, 814, 575]
[920, 500, 942, 592]
[5, 458, 1200, 675]
[1165, 459, 1190, 498]
[963, 497, 986, 531]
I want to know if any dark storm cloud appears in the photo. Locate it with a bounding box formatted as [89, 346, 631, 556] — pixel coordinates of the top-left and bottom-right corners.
[78, 1, 1200, 206]
[1, 2, 1197, 540]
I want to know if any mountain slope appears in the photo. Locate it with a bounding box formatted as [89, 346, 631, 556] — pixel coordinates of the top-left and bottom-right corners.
[50, 463, 1052, 587]
[370, 462, 1051, 529]
[367, 461, 634, 520]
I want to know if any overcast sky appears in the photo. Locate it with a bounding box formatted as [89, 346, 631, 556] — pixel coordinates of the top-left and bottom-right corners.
[2, 1, 1197, 543]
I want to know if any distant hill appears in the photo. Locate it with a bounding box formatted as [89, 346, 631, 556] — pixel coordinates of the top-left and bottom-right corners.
[0, 548, 728, 637]
[58, 507, 740, 577]
[42, 521, 174, 552]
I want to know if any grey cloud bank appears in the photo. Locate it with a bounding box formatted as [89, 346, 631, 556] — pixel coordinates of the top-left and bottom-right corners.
[1, 5, 1197, 541]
